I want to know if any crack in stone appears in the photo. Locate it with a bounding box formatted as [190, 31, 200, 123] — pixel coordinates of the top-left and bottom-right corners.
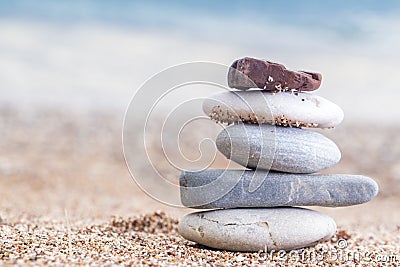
[223, 222, 266, 226]
[224, 223, 237, 226]
[261, 221, 277, 248]
[187, 224, 196, 231]
[196, 217, 279, 248]
[197, 215, 219, 224]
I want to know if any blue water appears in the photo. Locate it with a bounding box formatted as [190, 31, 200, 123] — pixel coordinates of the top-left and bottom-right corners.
[1, 0, 399, 35]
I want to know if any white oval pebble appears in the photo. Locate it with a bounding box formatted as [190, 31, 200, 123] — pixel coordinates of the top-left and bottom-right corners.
[203, 90, 344, 128]
[179, 207, 337, 252]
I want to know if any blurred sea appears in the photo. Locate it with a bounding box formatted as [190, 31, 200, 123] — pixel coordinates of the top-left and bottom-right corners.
[0, 0, 400, 123]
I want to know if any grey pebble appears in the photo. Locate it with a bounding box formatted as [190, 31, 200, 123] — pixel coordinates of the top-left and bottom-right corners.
[178, 207, 337, 252]
[180, 169, 379, 208]
[216, 124, 341, 173]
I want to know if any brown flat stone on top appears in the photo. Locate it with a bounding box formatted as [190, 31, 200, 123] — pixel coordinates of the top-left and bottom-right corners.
[228, 57, 322, 91]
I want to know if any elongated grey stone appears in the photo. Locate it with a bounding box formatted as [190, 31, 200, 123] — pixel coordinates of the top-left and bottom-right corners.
[180, 170, 379, 208]
[216, 124, 341, 173]
[178, 207, 336, 252]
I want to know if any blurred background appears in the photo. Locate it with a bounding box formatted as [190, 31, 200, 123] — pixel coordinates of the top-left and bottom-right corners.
[1, 0, 400, 120]
[0, 0, 399, 227]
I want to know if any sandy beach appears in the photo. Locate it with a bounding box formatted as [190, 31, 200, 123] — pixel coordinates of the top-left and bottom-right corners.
[0, 106, 399, 266]
[1, 0, 400, 265]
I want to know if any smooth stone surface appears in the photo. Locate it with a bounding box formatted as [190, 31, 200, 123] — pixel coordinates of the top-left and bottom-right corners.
[228, 57, 322, 91]
[203, 90, 344, 128]
[217, 124, 341, 173]
[180, 170, 379, 209]
[178, 207, 336, 252]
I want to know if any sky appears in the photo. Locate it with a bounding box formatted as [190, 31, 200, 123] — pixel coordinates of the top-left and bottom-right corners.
[0, 0, 400, 122]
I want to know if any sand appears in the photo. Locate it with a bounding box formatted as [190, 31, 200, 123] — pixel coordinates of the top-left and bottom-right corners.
[0, 106, 400, 266]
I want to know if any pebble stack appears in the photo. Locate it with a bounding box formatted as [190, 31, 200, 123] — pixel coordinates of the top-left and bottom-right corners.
[178, 57, 379, 252]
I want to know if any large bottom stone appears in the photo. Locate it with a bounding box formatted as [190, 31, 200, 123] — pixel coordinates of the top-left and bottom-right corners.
[178, 207, 336, 252]
[180, 170, 379, 209]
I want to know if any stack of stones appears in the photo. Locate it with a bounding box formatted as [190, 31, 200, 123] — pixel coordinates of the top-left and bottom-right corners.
[178, 57, 379, 252]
